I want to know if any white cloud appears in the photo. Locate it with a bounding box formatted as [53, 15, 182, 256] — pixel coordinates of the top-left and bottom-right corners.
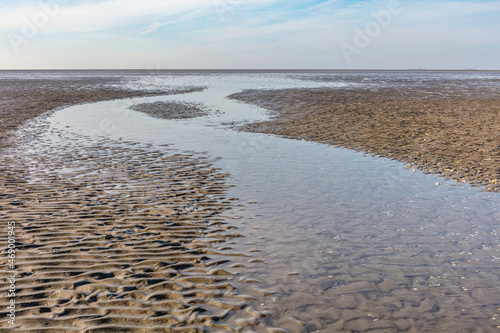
[1, 0, 500, 69]
[137, 20, 163, 35]
[0, 0, 280, 33]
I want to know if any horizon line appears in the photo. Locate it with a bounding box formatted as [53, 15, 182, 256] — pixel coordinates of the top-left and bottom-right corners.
[1, 68, 499, 72]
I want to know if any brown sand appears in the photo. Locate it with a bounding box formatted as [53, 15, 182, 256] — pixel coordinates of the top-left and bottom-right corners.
[229, 86, 500, 191]
[2, 73, 500, 332]
[130, 101, 213, 119]
[0, 76, 203, 149]
[0, 79, 275, 331]
[0, 131, 271, 331]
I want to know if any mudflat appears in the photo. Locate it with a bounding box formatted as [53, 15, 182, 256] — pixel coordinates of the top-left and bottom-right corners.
[230, 84, 500, 191]
[2, 71, 500, 332]
[0, 76, 202, 149]
[0, 76, 274, 331]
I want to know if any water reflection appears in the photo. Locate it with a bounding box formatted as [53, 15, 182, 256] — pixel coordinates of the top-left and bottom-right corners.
[44, 71, 500, 332]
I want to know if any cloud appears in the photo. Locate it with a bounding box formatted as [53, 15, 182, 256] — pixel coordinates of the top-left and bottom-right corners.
[1, 0, 500, 69]
[137, 20, 163, 35]
[0, 0, 281, 33]
[403, 1, 500, 22]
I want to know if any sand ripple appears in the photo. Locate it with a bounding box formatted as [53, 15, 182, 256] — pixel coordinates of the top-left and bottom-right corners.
[0, 124, 273, 332]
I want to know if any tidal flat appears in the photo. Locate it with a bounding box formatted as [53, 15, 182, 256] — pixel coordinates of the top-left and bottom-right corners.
[1, 70, 499, 332]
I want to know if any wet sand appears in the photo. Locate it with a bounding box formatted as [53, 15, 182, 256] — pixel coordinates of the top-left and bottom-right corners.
[0, 76, 203, 149]
[0, 78, 275, 331]
[230, 85, 500, 191]
[130, 101, 213, 119]
[2, 72, 500, 332]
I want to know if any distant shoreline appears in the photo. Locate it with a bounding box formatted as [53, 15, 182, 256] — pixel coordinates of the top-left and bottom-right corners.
[1, 69, 500, 72]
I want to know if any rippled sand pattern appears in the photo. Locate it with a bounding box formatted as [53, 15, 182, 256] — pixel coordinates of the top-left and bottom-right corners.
[3, 71, 500, 333]
[232, 205, 500, 332]
[0, 125, 272, 332]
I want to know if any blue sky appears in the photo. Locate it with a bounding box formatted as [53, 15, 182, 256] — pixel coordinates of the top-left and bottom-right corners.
[1, 0, 499, 69]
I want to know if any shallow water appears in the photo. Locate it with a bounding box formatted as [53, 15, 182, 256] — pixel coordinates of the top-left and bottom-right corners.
[21, 71, 500, 331]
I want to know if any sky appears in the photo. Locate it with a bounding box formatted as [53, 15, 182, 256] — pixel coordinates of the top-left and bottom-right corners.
[0, 0, 499, 69]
